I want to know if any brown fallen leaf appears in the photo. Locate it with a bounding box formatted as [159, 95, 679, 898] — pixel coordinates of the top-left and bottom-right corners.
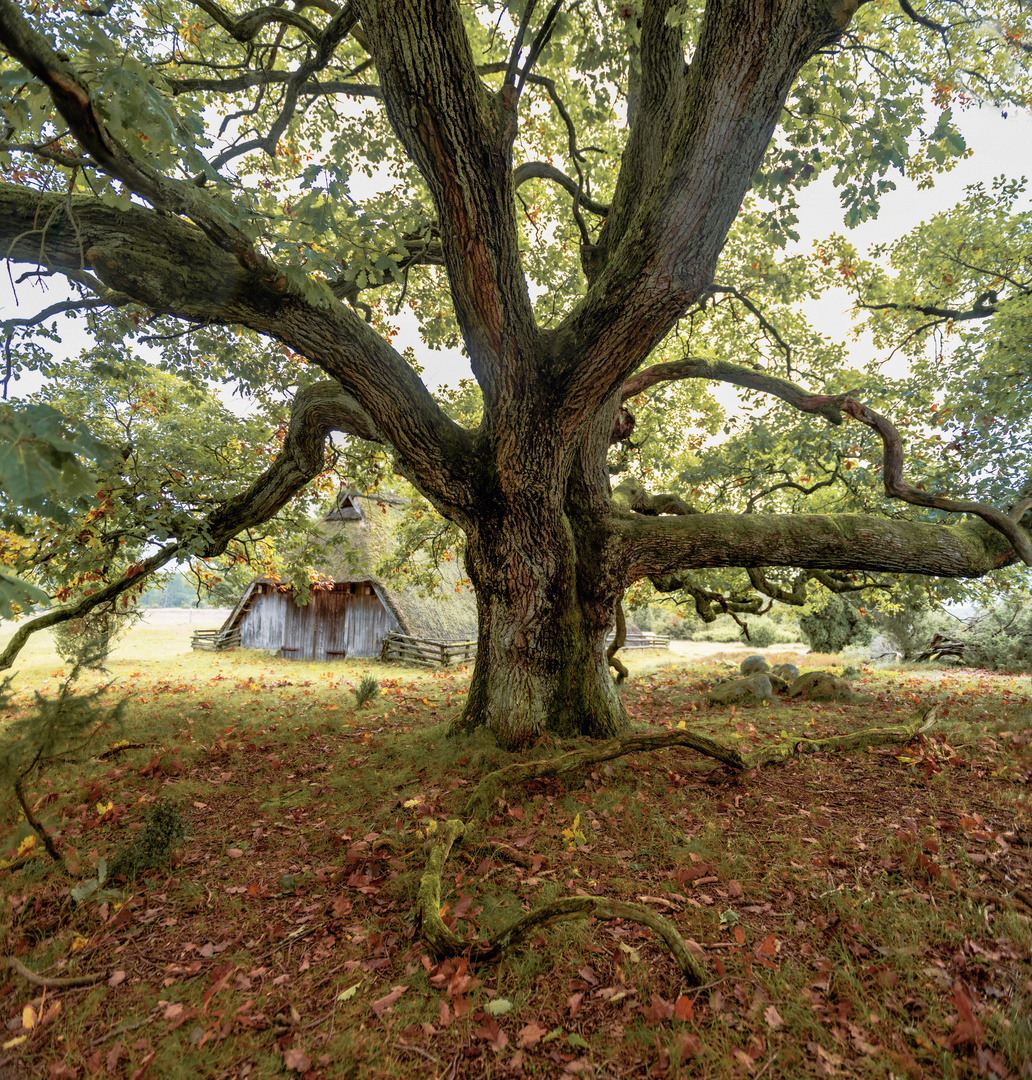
[370, 985, 408, 1018]
[518, 1022, 547, 1048]
[763, 1004, 783, 1030]
[283, 1047, 311, 1072]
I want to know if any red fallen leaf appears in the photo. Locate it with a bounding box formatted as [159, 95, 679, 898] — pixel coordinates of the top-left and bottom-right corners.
[283, 1047, 311, 1072]
[370, 985, 408, 1017]
[643, 993, 675, 1023]
[518, 1021, 547, 1048]
[733, 925, 745, 946]
[755, 934, 779, 957]
[946, 982, 984, 1049]
[673, 995, 694, 1022]
[475, 1017, 508, 1051]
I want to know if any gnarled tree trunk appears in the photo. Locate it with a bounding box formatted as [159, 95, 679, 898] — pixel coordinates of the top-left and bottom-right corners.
[451, 491, 627, 749]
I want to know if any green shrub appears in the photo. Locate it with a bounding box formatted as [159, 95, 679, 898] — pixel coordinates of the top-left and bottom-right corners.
[354, 675, 380, 706]
[107, 800, 188, 882]
[799, 594, 873, 654]
[965, 600, 1032, 671]
[743, 616, 780, 648]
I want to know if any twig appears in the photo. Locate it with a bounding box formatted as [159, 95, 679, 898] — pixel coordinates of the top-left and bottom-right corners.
[396, 1042, 439, 1063]
[3, 956, 107, 988]
[88, 1013, 159, 1047]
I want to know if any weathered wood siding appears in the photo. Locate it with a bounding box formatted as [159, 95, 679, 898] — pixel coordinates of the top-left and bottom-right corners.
[238, 583, 400, 659]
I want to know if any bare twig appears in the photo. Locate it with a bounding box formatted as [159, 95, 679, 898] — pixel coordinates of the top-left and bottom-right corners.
[3, 956, 107, 988]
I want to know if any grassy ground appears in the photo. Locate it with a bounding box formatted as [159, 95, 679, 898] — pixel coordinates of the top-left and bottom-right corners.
[1, 622, 1030, 1080]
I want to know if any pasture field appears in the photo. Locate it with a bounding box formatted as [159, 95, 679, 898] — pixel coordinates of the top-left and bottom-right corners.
[1, 618, 1030, 1079]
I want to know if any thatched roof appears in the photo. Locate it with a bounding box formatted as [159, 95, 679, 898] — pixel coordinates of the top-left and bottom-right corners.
[265, 490, 477, 642]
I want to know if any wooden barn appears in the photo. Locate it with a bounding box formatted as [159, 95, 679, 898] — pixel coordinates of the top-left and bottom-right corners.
[203, 491, 477, 661]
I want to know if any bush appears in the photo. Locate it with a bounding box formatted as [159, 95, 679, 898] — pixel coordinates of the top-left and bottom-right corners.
[872, 607, 957, 661]
[964, 600, 1032, 671]
[743, 616, 780, 648]
[107, 800, 188, 882]
[799, 594, 873, 654]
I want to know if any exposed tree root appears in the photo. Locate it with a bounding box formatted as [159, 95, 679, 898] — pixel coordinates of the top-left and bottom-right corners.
[415, 819, 706, 985]
[2, 956, 107, 988]
[465, 708, 938, 818]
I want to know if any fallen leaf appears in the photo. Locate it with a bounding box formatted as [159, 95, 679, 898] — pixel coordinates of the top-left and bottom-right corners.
[518, 1022, 547, 1048]
[763, 1004, 783, 1030]
[370, 985, 408, 1017]
[674, 995, 694, 1022]
[283, 1047, 311, 1072]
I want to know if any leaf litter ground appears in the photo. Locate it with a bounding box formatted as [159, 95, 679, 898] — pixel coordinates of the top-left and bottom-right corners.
[1, 632, 1030, 1080]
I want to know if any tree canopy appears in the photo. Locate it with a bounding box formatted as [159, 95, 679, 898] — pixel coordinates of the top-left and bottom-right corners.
[1, 0, 1030, 746]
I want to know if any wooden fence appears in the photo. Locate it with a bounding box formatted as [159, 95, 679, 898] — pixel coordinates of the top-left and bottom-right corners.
[190, 627, 242, 652]
[381, 629, 668, 668]
[608, 631, 671, 651]
[382, 632, 477, 667]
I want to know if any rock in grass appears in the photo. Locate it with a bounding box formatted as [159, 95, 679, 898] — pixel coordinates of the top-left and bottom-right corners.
[771, 662, 799, 683]
[740, 655, 771, 676]
[707, 674, 772, 706]
[788, 672, 860, 702]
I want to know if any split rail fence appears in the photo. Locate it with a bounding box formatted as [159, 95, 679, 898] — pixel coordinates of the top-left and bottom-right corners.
[190, 627, 242, 652]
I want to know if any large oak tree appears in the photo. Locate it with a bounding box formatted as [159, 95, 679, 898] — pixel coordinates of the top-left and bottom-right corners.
[1, 0, 1029, 748]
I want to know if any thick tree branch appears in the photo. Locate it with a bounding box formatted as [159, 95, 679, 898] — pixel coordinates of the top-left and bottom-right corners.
[0, 0, 285, 284]
[620, 355, 846, 426]
[355, 0, 537, 395]
[613, 510, 1021, 586]
[551, 0, 859, 431]
[0, 185, 473, 507]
